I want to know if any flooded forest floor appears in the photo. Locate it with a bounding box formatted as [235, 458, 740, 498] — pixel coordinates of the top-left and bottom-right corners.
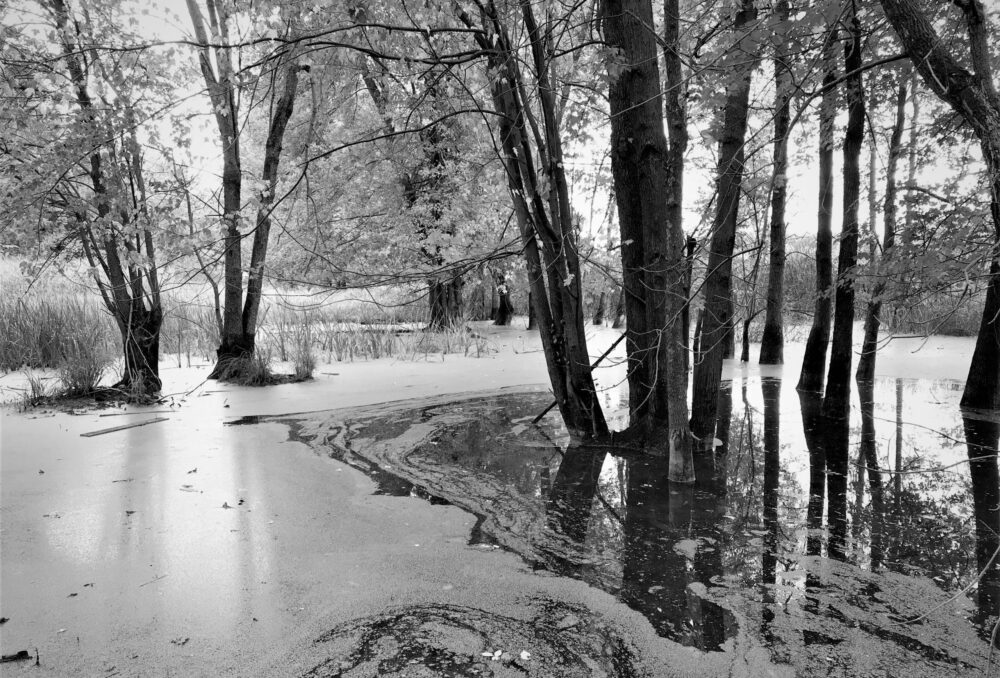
[0, 322, 994, 676]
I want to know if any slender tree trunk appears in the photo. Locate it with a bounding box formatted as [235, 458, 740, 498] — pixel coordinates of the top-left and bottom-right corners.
[461, 1, 607, 439]
[241, 60, 301, 353]
[759, 0, 791, 365]
[593, 291, 606, 326]
[797, 28, 837, 393]
[690, 0, 759, 445]
[611, 288, 625, 329]
[822, 8, 865, 562]
[527, 290, 537, 329]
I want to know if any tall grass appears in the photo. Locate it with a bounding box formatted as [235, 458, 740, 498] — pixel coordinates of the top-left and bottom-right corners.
[0, 262, 117, 374]
[1, 259, 496, 385]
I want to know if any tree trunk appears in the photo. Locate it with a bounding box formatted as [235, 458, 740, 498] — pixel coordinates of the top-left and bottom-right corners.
[604, 0, 693, 480]
[592, 291, 606, 326]
[877, 0, 1000, 410]
[527, 290, 537, 329]
[429, 275, 464, 328]
[611, 288, 625, 329]
[461, 1, 607, 439]
[797, 28, 838, 394]
[821, 7, 865, 562]
[759, 0, 791, 365]
[690, 0, 759, 445]
[116, 306, 163, 393]
[241, 60, 301, 348]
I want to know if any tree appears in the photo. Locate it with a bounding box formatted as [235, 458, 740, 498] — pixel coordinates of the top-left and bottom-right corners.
[3, 0, 173, 395]
[603, 0, 693, 480]
[759, 0, 791, 365]
[821, 0, 865, 561]
[877, 0, 1000, 412]
[690, 0, 760, 449]
[797, 25, 838, 394]
[185, 0, 303, 379]
[457, 0, 608, 439]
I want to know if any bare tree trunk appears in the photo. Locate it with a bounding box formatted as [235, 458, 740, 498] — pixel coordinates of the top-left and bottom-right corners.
[611, 288, 625, 329]
[242, 60, 302, 346]
[690, 0, 759, 446]
[797, 27, 837, 393]
[822, 6, 866, 562]
[592, 291, 606, 326]
[604, 0, 693, 480]
[458, 0, 607, 439]
[759, 0, 791, 365]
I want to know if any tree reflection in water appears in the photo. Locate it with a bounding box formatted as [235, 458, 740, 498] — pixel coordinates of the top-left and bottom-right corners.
[310, 380, 999, 662]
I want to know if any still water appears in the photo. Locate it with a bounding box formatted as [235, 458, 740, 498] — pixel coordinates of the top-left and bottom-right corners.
[290, 375, 995, 674]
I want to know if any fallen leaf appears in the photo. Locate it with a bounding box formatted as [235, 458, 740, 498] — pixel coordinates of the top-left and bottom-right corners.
[187, 468, 197, 474]
[125, 510, 136, 516]
[67, 593, 77, 598]
[83, 583, 94, 587]
[38, 470, 44, 474]
[222, 502, 233, 509]
[170, 637, 189, 646]
[0, 617, 9, 624]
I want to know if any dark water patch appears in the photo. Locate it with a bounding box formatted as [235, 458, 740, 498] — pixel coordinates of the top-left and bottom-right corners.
[284, 379, 993, 673]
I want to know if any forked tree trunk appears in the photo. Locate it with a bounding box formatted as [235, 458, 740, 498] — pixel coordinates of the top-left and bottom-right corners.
[822, 7, 865, 562]
[458, 0, 607, 439]
[690, 0, 759, 445]
[797, 28, 838, 394]
[759, 0, 792, 365]
[604, 0, 693, 480]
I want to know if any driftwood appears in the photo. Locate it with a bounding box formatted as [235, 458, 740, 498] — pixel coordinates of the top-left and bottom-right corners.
[80, 417, 169, 438]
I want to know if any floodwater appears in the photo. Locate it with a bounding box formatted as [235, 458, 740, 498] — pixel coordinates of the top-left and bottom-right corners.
[284, 375, 995, 676]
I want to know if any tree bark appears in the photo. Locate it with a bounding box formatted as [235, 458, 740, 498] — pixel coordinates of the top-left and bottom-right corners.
[604, 0, 693, 480]
[592, 291, 606, 326]
[429, 275, 465, 328]
[759, 0, 791, 365]
[822, 6, 866, 562]
[690, 0, 759, 445]
[242, 60, 301, 345]
[797, 26, 837, 393]
[459, 0, 607, 439]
